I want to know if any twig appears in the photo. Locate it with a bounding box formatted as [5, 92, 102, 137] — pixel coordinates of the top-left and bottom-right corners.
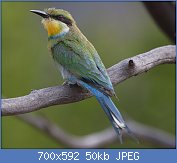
[17, 114, 175, 148]
[2, 45, 176, 116]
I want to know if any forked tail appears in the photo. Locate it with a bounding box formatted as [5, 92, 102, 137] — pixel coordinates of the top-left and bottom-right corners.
[77, 80, 139, 143]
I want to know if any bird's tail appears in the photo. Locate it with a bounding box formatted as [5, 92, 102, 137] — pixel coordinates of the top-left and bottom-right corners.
[77, 80, 138, 143]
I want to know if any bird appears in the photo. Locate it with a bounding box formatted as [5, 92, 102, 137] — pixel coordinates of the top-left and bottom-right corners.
[30, 8, 138, 143]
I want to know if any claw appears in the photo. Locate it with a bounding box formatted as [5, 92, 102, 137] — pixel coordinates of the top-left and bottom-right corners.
[62, 81, 69, 86]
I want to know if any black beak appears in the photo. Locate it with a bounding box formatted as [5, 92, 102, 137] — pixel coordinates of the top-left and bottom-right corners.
[30, 10, 49, 18]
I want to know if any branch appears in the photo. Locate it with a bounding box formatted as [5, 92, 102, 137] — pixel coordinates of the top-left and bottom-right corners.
[17, 114, 175, 148]
[143, 2, 176, 43]
[2, 45, 176, 116]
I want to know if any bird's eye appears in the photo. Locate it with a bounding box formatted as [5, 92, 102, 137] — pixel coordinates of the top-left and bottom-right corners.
[51, 14, 72, 26]
[56, 15, 64, 20]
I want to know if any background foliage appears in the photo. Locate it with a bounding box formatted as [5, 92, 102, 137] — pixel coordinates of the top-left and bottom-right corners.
[2, 2, 175, 148]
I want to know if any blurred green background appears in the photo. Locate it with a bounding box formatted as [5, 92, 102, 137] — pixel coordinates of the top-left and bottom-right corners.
[2, 2, 175, 148]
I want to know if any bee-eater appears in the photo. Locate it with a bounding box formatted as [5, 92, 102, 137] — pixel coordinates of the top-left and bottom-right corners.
[30, 8, 137, 143]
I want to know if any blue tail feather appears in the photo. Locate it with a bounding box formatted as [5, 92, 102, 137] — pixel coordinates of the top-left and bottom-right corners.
[77, 80, 138, 143]
[98, 97, 124, 143]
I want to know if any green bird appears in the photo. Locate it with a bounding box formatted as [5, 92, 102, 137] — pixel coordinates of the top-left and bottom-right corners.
[30, 8, 137, 143]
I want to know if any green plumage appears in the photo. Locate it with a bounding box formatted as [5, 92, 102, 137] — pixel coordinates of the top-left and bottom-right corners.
[49, 23, 114, 96]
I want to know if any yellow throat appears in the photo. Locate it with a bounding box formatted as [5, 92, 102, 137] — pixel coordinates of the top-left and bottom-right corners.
[42, 19, 61, 37]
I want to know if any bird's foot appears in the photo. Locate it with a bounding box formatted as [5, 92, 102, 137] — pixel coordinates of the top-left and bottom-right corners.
[62, 81, 69, 86]
[69, 83, 79, 88]
[62, 81, 79, 88]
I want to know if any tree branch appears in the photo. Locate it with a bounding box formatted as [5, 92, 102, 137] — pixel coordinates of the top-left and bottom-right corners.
[17, 114, 175, 148]
[2, 45, 176, 116]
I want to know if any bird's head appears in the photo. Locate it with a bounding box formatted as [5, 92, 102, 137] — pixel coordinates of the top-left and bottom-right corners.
[30, 8, 75, 39]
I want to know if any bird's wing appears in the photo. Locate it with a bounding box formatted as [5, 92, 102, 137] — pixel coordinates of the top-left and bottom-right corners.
[91, 52, 113, 89]
[52, 39, 114, 96]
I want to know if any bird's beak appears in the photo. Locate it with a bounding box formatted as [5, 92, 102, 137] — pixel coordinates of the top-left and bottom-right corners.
[30, 10, 49, 18]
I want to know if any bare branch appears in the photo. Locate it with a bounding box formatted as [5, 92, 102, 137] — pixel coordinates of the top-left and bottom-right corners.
[17, 114, 175, 148]
[2, 45, 176, 116]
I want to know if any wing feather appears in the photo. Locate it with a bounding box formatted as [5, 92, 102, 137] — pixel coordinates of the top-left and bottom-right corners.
[52, 39, 114, 96]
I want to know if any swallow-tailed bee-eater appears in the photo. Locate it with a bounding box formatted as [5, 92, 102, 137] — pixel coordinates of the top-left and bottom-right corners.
[30, 8, 138, 143]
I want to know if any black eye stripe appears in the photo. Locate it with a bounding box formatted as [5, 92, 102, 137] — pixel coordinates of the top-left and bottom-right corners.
[50, 14, 72, 26]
